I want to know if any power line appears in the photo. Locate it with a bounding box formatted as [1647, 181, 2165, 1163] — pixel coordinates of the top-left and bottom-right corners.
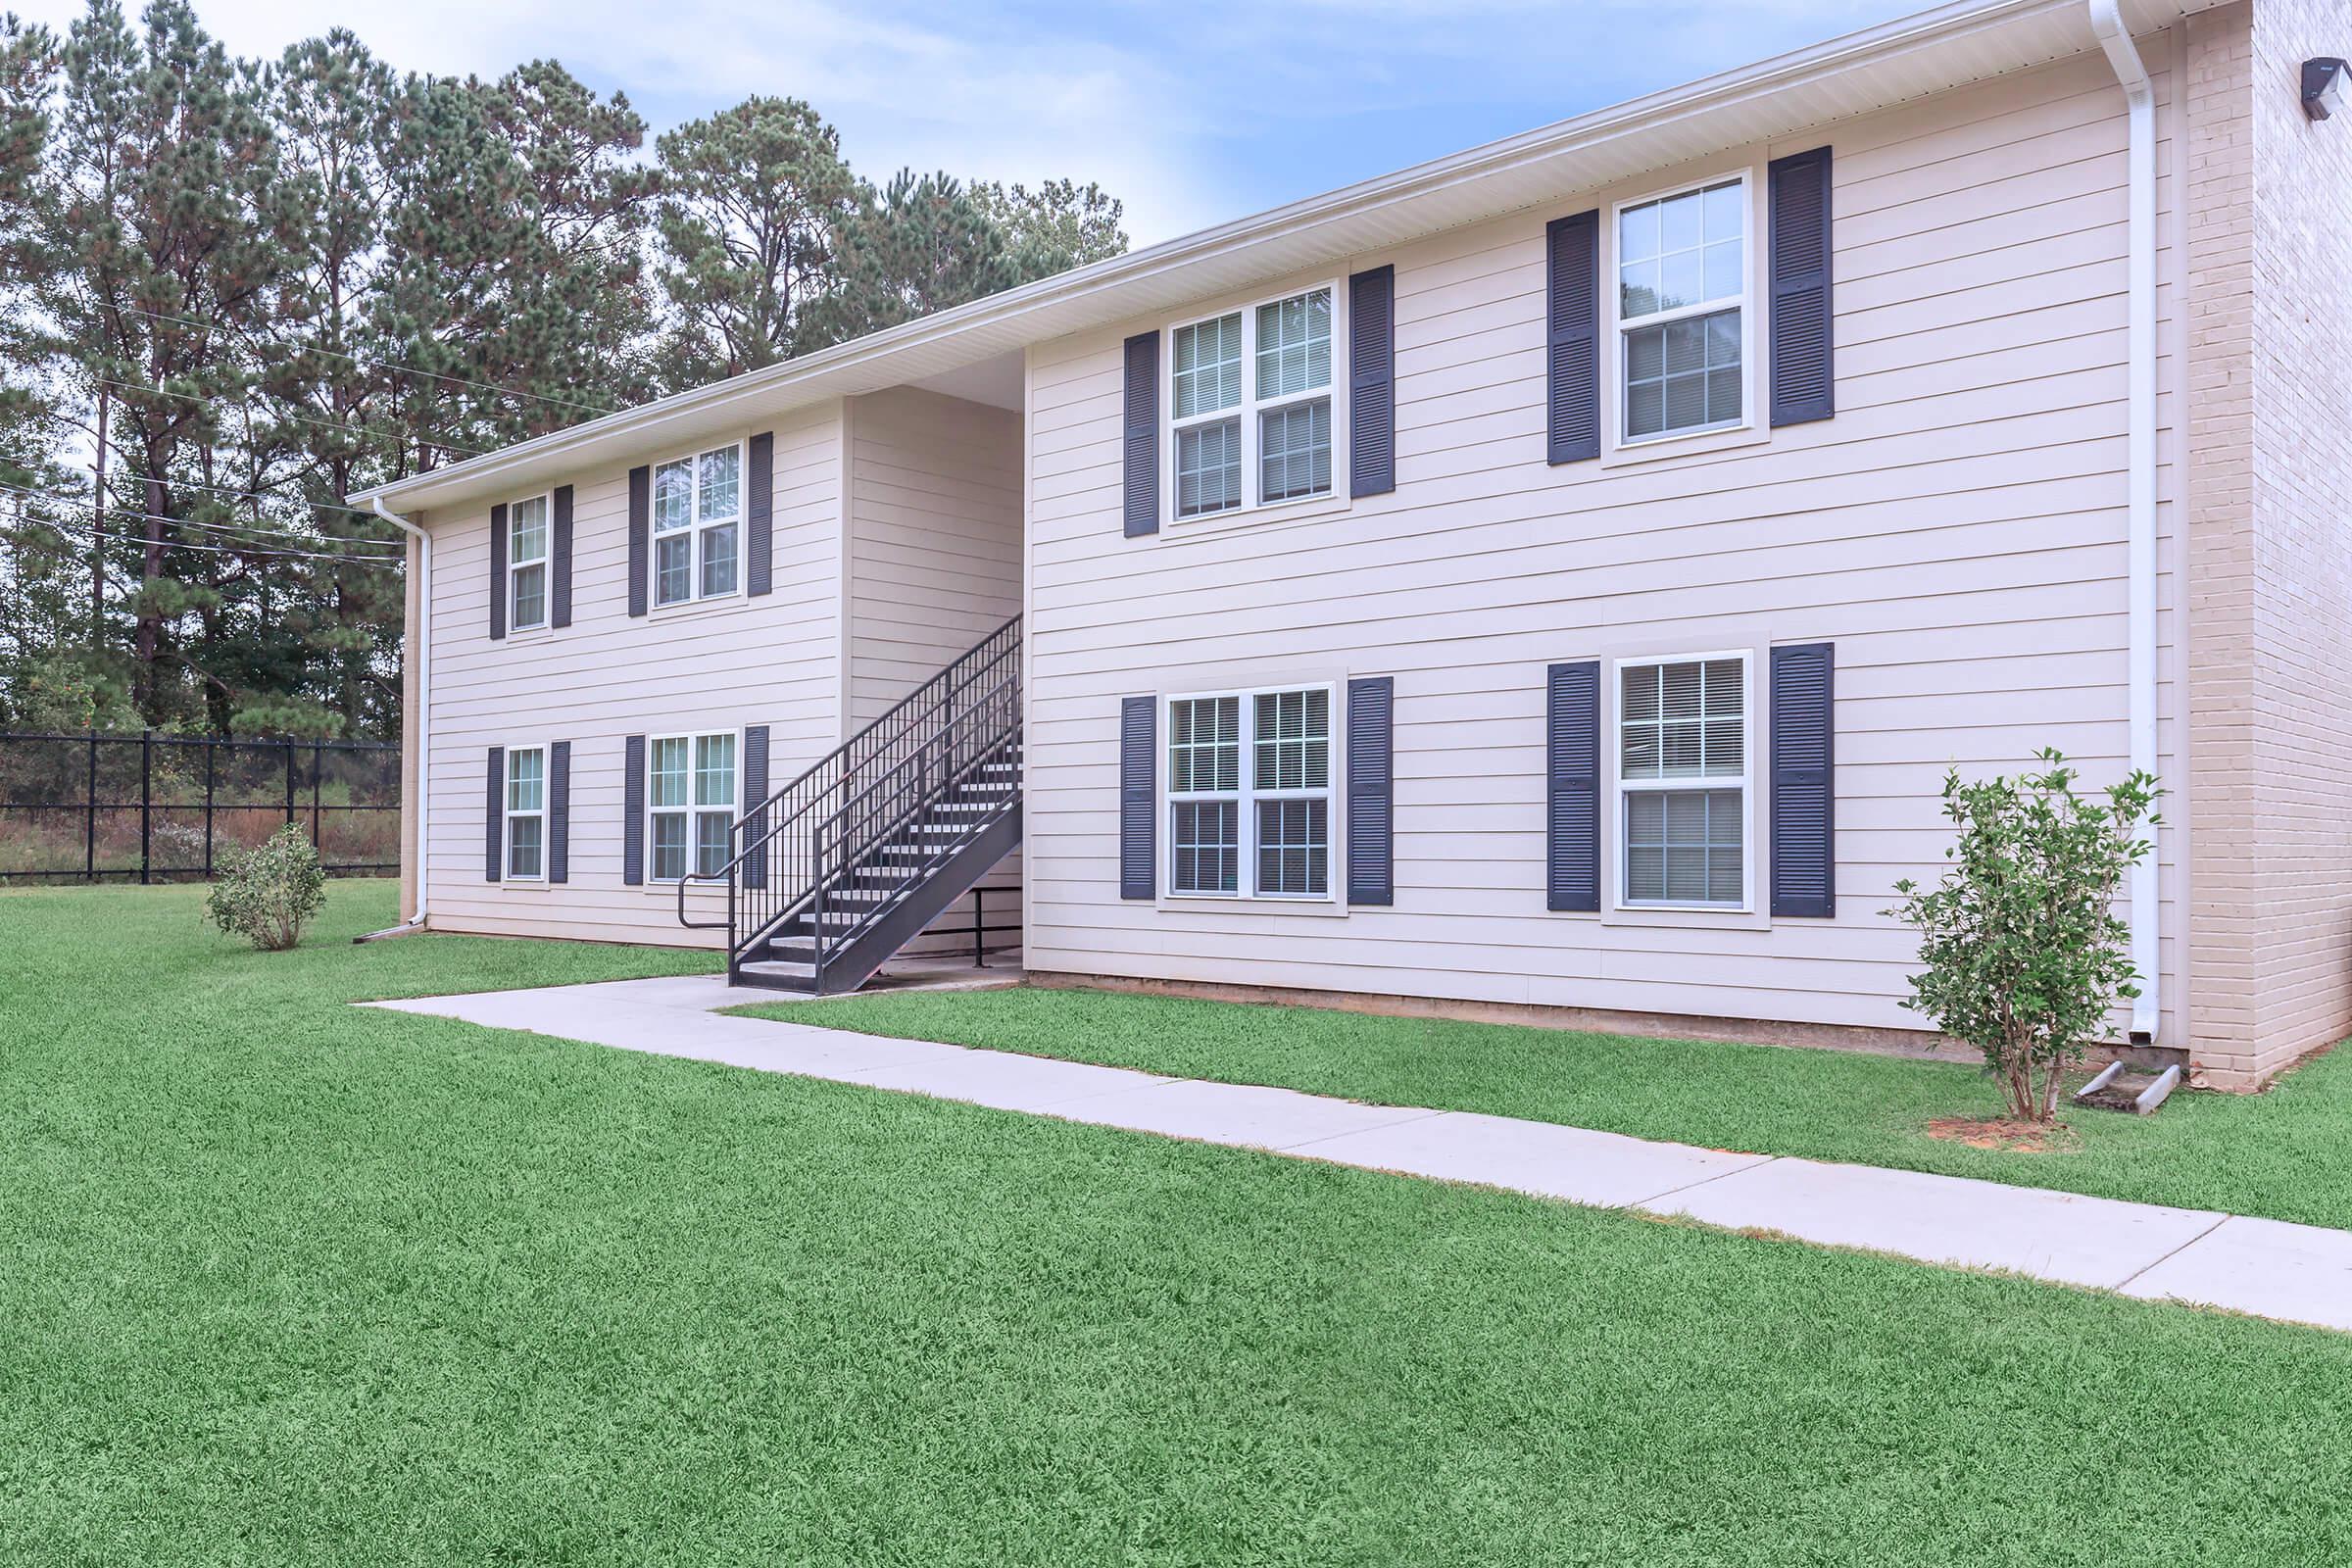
[0, 476, 400, 556]
[91, 297, 619, 418]
[33, 514, 404, 568]
[82, 373, 491, 459]
[24, 408, 394, 520]
[8, 492, 405, 564]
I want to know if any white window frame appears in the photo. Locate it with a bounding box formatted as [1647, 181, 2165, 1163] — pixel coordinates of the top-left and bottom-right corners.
[1610, 651, 1754, 912]
[649, 440, 746, 610]
[1163, 682, 1337, 903]
[1609, 171, 1755, 450]
[644, 728, 741, 884]
[503, 742, 548, 883]
[1163, 279, 1346, 526]
[506, 492, 551, 632]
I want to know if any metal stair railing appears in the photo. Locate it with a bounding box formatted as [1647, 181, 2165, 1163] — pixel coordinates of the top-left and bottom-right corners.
[678, 613, 1022, 982]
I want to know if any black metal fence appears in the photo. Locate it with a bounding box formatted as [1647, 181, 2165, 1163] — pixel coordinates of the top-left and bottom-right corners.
[0, 730, 401, 884]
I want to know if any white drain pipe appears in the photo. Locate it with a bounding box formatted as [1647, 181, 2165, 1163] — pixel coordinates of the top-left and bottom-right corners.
[372, 497, 432, 930]
[2090, 0, 2158, 1041]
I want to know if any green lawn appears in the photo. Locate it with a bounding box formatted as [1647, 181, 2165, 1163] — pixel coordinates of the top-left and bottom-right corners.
[736, 985, 2352, 1231]
[7, 883, 2352, 1564]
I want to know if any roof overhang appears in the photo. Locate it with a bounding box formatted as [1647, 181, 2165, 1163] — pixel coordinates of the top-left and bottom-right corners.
[357, 0, 2224, 517]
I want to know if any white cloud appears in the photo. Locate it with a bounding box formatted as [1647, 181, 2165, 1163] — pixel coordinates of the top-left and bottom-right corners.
[12, 0, 1923, 245]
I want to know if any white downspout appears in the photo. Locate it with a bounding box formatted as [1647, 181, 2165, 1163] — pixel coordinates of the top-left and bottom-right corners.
[2091, 0, 2159, 1041]
[372, 497, 431, 930]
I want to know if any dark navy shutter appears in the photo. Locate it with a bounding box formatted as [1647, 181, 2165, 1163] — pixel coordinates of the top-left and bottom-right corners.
[1770, 642, 1836, 917]
[488, 504, 508, 640]
[484, 746, 504, 881]
[741, 723, 770, 891]
[621, 734, 646, 885]
[1122, 331, 1159, 538]
[1346, 676, 1395, 906]
[1119, 696, 1155, 899]
[1768, 146, 1836, 426]
[1348, 266, 1396, 498]
[626, 466, 651, 617]
[551, 486, 573, 629]
[548, 740, 570, 883]
[1545, 662, 1600, 911]
[746, 431, 774, 597]
[1545, 211, 1601, 464]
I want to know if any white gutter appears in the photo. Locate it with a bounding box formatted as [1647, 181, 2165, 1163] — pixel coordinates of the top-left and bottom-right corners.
[2090, 0, 2159, 1041]
[371, 498, 431, 930]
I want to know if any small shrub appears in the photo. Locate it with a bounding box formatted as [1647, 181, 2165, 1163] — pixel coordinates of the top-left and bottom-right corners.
[1890, 750, 2160, 1123]
[205, 825, 327, 952]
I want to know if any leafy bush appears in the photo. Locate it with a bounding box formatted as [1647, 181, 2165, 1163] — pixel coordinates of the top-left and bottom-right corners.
[1890, 750, 2160, 1122]
[205, 825, 327, 952]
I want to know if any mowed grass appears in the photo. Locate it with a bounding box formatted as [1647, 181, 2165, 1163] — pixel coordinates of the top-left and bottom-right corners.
[737, 985, 2352, 1231]
[4, 884, 2351, 1564]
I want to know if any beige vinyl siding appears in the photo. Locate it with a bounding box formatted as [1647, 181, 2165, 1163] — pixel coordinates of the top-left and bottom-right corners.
[421, 404, 842, 947]
[844, 387, 1024, 724]
[1022, 44, 2193, 1040]
[843, 386, 1026, 942]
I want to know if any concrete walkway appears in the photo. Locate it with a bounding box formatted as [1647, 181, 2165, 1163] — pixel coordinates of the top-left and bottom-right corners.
[367, 975, 2352, 1336]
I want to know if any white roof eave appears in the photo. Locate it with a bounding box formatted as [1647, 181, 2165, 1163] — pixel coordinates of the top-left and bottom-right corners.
[358, 0, 2221, 517]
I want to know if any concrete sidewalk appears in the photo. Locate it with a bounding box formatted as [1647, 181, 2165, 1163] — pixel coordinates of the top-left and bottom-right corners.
[366, 974, 2352, 1335]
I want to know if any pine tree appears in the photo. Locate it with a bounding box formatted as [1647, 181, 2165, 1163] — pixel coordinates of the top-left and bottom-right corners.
[652, 95, 857, 385]
[972, 177, 1128, 278]
[253, 29, 405, 737]
[37, 0, 286, 727]
[806, 169, 1015, 348]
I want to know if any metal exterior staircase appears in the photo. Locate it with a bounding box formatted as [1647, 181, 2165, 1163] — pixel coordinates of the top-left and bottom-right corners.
[679, 615, 1021, 993]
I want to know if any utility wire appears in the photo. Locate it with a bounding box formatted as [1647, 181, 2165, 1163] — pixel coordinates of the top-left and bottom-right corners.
[9, 491, 405, 564]
[23, 409, 399, 521]
[26, 512, 404, 566]
[0, 476, 400, 556]
[82, 373, 492, 459]
[91, 297, 619, 418]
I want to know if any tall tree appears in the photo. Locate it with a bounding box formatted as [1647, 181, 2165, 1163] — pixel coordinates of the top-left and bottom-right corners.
[652, 94, 856, 385]
[807, 169, 1014, 348]
[37, 0, 286, 725]
[473, 60, 659, 437]
[250, 29, 404, 737]
[973, 177, 1128, 278]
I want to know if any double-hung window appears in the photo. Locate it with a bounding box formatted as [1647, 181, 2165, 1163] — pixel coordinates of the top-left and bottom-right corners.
[1618, 655, 1748, 907]
[504, 745, 546, 880]
[648, 731, 736, 881]
[1617, 176, 1747, 441]
[1166, 685, 1332, 899]
[1168, 285, 1336, 521]
[507, 495, 549, 631]
[652, 444, 742, 607]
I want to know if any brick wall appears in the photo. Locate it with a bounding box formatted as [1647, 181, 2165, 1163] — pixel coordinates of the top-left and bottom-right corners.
[2186, 0, 2352, 1088]
[2247, 0, 2352, 1082]
[2184, 3, 2260, 1084]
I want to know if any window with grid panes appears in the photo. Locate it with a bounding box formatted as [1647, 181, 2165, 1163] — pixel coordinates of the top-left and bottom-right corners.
[1165, 685, 1333, 899]
[1167, 285, 1336, 520]
[1619, 656, 1746, 906]
[1618, 178, 1746, 440]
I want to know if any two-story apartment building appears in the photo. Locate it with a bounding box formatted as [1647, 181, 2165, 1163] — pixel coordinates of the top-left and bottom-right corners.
[357, 0, 2352, 1091]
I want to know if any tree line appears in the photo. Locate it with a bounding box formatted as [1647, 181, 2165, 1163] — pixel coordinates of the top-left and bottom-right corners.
[0, 0, 1125, 741]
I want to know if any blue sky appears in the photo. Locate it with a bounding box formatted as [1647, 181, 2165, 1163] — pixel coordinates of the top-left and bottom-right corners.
[20, 0, 1924, 243]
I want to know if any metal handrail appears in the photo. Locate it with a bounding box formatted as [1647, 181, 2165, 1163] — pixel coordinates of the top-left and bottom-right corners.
[676, 615, 1022, 983]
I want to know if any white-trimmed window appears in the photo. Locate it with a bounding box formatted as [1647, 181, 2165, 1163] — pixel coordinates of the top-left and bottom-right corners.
[652, 443, 742, 607]
[1166, 685, 1332, 900]
[504, 745, 547, 880]
[1168, 284, 1337, 521]
[648, 731, 737, 881]
[507, 494, 550, 630]
[1616, 176, 1748, 442]
[1617, 654, 1748, 907]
